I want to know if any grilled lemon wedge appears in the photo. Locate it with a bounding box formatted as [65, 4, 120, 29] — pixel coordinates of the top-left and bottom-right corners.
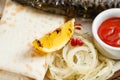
[33, 19, 75, 55]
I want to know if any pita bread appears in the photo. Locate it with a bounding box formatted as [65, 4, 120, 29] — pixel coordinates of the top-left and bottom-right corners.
[0, 0, 65, 80]
[0, 70, 33, 80]
[0, 1, 31, 79]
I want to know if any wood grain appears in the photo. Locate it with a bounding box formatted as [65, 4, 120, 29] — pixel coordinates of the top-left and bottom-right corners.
[109, 70, 120, 80]
[0, 0, 6, 17]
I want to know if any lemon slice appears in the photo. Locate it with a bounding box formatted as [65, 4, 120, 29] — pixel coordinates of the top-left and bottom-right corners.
[33, 19, 75, 55]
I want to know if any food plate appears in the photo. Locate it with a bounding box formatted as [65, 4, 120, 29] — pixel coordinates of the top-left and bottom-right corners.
[0, 0, 120, 80]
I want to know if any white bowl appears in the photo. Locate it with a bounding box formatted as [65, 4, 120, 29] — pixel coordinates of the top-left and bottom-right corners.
[92, 8, 120, 59]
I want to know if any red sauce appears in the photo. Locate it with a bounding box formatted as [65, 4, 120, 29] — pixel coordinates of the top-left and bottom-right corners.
[98, 18, 120, 47]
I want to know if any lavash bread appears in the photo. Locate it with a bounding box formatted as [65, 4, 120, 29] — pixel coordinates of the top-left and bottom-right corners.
[0, 0, 65, 80]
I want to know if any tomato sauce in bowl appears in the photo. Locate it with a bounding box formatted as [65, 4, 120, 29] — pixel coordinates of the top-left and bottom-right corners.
[98, 18, 120, 47]
[92, 8, 120, 59]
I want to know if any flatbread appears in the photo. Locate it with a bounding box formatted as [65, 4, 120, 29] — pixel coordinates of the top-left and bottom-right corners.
[0, 70, 32, 80]
[0, 0, 65, 80]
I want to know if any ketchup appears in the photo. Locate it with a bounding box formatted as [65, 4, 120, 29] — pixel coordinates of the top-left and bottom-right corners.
[98, 18, 120, 47]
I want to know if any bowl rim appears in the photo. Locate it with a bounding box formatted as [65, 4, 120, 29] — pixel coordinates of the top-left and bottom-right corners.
[92, 8, 120, 51]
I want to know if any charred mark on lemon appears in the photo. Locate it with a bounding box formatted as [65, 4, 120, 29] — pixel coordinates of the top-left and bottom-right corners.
[56, 28, 61, 34]
[35, 40, 42, 47]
